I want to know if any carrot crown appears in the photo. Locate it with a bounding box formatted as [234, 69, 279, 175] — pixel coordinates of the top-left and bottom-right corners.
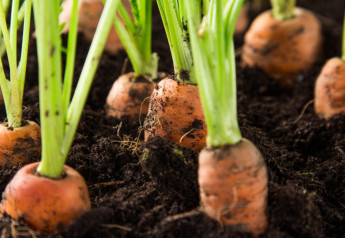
[0, 0, 32, 128]
[185, 0, 243, 148]
[33, 0, 121, 179]
[156, 0, 198, 84]
[270, 0, 296, 21]
[104, 0, 158, 80]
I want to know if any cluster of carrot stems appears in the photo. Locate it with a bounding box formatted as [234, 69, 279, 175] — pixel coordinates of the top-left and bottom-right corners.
[103, 0, 158, 80]
[0, 0, 32, 129]
[33, 0, 120, 178]
[156, 0, 195, 83]
[184, 0, 243, 147]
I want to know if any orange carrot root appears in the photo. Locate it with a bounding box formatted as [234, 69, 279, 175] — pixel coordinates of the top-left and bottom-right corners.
[106, 72, 155, 122]
[0, 121, 40, 168]
[314, 57, 345, 119]
[198, 138, 268, 235]
[144, 78, 206, 150]
[0, 162, 91, 233]
[60, 0, 131, 54]
[242, 7, 322, 87]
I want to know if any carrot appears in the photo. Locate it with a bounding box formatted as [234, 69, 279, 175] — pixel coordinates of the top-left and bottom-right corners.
[105, 0, 158, 122]
[199, 139, 268, 234]
[144, 78, 206, 150]
[0, 121, 40, 167]
[60, 0, 131, 54]
[185, 0, 268, 234]
[242, 3, 323, 87]
[0, 0, 121, 233]
[106, 73, 155, 121]
[0, 162, 90, 232]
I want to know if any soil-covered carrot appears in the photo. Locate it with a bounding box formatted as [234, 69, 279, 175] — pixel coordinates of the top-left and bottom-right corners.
[105, 0, 158, 122]
[0, 162, 90, 232]
[60, 0, 131, 54]
[0, 0, 41, 167]
[0, 0, 120, 233]
[242, 0, 322, 87]
[185, 0, 268, 234]
[145, 78, 206, 150]
[144, 0, 206, 150]
[314, 14, 345, 119]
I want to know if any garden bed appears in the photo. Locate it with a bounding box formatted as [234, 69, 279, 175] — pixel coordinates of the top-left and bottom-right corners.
[0, 0, 344, 237]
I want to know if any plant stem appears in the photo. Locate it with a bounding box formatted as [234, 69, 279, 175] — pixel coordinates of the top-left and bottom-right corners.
[61, 0, 120, 162]
[270, 0, 296, 21]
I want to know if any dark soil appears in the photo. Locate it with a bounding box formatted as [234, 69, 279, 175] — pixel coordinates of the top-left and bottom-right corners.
[0, 1, 345, 237]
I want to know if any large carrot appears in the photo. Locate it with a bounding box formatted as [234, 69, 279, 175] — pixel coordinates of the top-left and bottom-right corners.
[0, 0, 41, 167]
[144, 0, 207, 150]
[0, 0, 120, 232]
[314, 13, 345, 119]
[185, 0, 268, 235]
[105, 0, 158, 122]
[242, 0, 322, 87]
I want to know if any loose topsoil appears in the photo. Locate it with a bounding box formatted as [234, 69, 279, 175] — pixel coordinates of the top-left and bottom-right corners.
[0, 1, 344, 237]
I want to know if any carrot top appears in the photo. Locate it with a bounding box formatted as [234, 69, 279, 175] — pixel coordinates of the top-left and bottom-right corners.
[157, 0, 199, 83]
[33, 0, 121, 178]
[270, 0, 296, 20]
[103, 0, 158, 80]
[0, 0, 32, 128]
[185, 0, 243, 148]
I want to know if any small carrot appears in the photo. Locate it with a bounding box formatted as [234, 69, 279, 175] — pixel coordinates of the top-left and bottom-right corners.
[106, 73, 155, 121]
[0, 0, 121, 233]
[185, 0, 268, 235]
[234, 5, 249, 35]
[242, 0, 322, 87]
[0, 162, 91, 233]
[60, 0, 131, 54]
[314, 14, 345, 119]
[145, 78, 206, 150]
[0, 0, 40, 167]
[143, 0, 207, 150]
[105, 0, 158, 122]
[0, 121, 41, 167]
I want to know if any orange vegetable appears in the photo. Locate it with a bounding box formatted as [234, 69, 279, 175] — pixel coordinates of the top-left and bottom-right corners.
[199, 138, 268, 235]
[0, 162, 91, 233]
[242, 7, 322, 87]
[0, 120, 40, 168]
[144, 77, 206, 150]
[106, 72, 155, 122]
[234, 5, 249, 35]
[314, 57, 345, 119]
[60, 0, 131, 54]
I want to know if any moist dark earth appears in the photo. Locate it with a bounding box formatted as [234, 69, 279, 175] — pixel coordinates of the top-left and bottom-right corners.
[0, 0, 345, 237]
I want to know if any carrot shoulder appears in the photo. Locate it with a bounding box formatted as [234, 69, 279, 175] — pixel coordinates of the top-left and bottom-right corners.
[0, 162, 91, 233]
[106, 72, 155, 122]
[0, 121, 40, 168]
[242, 7, 322, 87]
[199, 138, 268, 235]
[314, 57, 345, 119]
[144, 77, 206, 150]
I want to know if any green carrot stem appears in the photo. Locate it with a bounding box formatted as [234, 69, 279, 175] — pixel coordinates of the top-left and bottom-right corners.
[61, 0, 120, 162]
[270, 0, 296, 21]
